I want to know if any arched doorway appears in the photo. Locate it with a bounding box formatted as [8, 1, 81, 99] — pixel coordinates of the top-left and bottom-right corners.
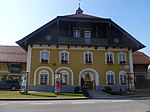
[79, 68, 99, 90]
[82, 71, 95, 89]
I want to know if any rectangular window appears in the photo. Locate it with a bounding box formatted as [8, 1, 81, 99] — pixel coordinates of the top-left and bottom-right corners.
[40, 51, 50, 63]
[107, 75, 114, 84]
[61, 74, 68, 85]
[84, 52, 93, 64]
[84, 31, 91, 38]
[74, 30, 80, 37]
[119, 53, 126, 64]
[60, 51, 69, 63]
[40, 74, 48, 84]
[106, 53, 113, 64]
[10, 63, 20, 74]
[120, 75, 126, 84]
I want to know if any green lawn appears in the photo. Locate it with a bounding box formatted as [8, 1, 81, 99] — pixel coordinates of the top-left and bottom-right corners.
[0, 91, 86, 99]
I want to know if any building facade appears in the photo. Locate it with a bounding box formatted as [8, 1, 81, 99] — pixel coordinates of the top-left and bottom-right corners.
[133, 51, 150, 88]
[0, 46, 27, 80]
[17, 7, 145, 92]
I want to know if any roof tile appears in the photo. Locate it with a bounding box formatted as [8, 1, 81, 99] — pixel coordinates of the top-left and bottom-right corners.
[133, 51, 150, 64]
[0, 46, 27, 63]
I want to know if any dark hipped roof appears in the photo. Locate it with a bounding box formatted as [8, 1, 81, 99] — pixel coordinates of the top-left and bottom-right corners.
[0, 46, 27, 63]
[133, 51, 150, 64]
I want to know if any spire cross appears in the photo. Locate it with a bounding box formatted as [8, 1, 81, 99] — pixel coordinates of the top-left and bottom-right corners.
[78, 0, 81, 7]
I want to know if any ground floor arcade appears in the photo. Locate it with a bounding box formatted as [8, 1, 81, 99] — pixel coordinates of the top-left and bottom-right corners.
[28, 66, 133, 92]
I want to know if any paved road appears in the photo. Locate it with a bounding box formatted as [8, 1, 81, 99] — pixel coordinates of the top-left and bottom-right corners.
[0, 98, 150, 112]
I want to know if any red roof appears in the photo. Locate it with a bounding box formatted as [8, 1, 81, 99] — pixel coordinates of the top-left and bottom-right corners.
[0, 46, 27, 63]
[133, 51, 150, 64]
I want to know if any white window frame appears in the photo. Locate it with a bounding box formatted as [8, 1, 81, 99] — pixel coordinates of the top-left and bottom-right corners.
[39, 70, 49, 85]
[40, 50, 50, 63]
[60, 70, 69, 85]
[105, 52, 114, 64]
[59, 50, 69, 63]
[74, 30, 80, 38]
[84, 51, 93, 64]
[118, 52, 127, 64]
[106, 71, 115, 85]
[119, 71, 127, 84]
[84, 31, 91, 38]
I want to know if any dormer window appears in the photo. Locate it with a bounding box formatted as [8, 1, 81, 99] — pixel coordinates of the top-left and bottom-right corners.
[74, 30, 80, 38]
[84, 31, 91, 38]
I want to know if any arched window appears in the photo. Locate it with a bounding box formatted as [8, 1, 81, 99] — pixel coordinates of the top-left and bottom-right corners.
[84, 51, 93, 64]
[40, 50, 50, 63]
[39, 70, 49, 84]
[106, 71, 115, 85]
[60, 70, 69, 85]
[119, 71, 127, 84]
[105, 52, 114, 64]
[59, 50, 69, 64]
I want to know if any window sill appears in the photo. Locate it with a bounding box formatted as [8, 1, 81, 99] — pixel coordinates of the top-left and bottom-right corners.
[107, 63, 114, 65]
[41, 62, 49, 64]
[85, 62, 93, 64]
[119, 62, 126, 65]
[61, 61, 68, 64]
[107, 83, 114, 85]
[40, 83, 48, 85]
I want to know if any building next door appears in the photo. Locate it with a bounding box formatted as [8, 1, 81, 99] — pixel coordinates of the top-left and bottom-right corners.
[81, 71, 95, 89]
[135, 75, 146, 88]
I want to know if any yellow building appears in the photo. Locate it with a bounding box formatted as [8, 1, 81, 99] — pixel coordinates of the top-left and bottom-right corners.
[17, 7, 145, 92]
[0, 46, 26, 80]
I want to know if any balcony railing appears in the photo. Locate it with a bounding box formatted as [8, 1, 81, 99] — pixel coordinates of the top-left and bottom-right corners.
[58, 37, 107, 45]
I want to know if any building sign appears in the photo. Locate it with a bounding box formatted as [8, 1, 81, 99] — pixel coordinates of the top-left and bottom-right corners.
[10, 63, 20, 74]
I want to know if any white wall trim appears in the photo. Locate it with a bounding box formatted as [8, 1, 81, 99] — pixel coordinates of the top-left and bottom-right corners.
[32, 44, 128, 51]
[55, 67, 74, 85]
[79, 68, 99, 86]
[26, 45, 32, 85]
[34, 66, 54, 86]
[129, 49, 135, 90]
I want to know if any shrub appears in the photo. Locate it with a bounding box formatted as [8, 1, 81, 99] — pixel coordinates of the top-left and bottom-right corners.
[102, 86, 112, 94]
[119, 88, 123, 95]
[82, 88, 90, 97]
[74, 86, 80, 94]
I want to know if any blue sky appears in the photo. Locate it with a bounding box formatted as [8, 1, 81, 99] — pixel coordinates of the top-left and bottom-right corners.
[0, 0, 149, 56]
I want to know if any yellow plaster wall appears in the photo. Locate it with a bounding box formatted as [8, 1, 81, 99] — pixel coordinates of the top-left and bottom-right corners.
[30, 47, 130, 86]
[0, 63, 26, 80]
